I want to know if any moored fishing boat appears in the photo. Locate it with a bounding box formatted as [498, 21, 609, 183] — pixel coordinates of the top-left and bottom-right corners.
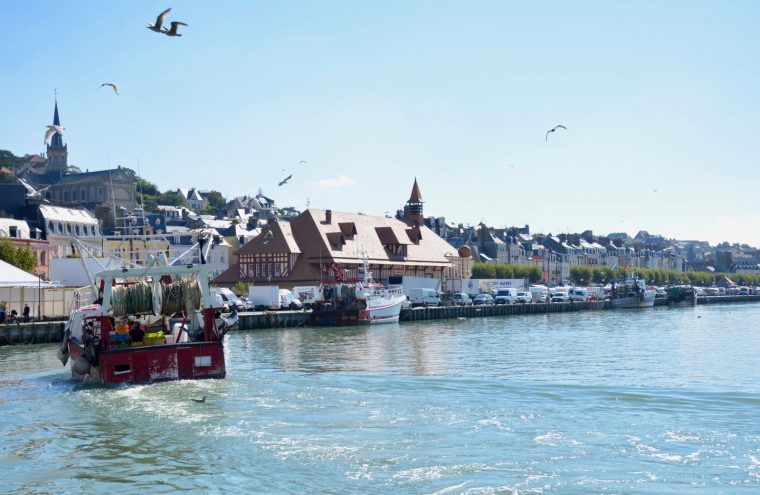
[56, 239, 236, 385]
[310, 260, 406, 326]
[609, 275, 655, 309]
[666, 285, 697, 307]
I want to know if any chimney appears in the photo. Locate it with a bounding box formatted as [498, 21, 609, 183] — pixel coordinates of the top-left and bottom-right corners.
[325, 209, 332, 224]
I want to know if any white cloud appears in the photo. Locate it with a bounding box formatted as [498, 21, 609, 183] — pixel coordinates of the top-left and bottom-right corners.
[316, 176, 357, 188]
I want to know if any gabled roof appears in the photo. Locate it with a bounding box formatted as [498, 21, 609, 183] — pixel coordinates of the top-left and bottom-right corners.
[39, 204, 98, 224]
[291, 209, 453, 265]
[237, 220, 301, 255]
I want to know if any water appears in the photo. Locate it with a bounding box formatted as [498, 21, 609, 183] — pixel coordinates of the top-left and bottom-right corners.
[2, 304, 760, 494]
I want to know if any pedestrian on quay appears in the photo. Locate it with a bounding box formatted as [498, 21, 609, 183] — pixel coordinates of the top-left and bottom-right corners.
[23, 304, 30, 323]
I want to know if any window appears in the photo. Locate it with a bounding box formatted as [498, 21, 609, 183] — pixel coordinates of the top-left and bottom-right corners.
[275, 264, 281, 276]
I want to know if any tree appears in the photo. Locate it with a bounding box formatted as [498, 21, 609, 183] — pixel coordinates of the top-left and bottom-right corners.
[66, 164, 82, 174]
[157, 191, 189, 208]
[0, 239, 36, 273]
[205, 191, 226, 209]
[233, 281, 249, 296]
[0, 149, 23, 169]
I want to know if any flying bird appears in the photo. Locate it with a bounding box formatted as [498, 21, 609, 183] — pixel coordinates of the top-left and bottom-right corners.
[100, 83, 119, 95]
[147, 7, 172, 33]
[545, 124, 567, 141]
[278, 175, 293, 186]
[164, 21, 188, 37]
[191, 395, 207, 403]
[18, 178, 50, 200]
[44, 125, 65, 145]
[299, 160, 307, 165]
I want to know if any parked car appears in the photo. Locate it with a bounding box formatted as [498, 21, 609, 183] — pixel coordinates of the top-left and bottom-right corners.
[238, 296, 255, 310]
[494, 288, 518, 305]
[515, 291, 533, 303]
[452, 293, 473, 306]
[473, 293, 494, 305]
[550, 290, 570, 303]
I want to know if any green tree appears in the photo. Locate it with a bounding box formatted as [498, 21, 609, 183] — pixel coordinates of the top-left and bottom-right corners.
[205, 191, 226, 209]
[157, 191, 189, 208]
[233, 281, 249, 296]
[0, 239, 36, 273]
[0, 149, 23, 169]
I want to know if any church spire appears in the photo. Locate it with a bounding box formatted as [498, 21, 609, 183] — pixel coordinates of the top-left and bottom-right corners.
[46, 97, 68, 173]
[51, 99, 63, 147]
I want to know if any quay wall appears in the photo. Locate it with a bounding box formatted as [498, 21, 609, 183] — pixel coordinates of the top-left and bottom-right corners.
[697, 295, 760, 304]
[0, 321, 65, 346]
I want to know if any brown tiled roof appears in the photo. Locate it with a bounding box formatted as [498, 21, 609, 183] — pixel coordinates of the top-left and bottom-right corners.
[293, 209, 453, 265]
[236, 220, 301, 255]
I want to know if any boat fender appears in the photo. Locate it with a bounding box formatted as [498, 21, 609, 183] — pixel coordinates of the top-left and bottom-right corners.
[57, 328, 71, 366]
[72, 356, 91, 375]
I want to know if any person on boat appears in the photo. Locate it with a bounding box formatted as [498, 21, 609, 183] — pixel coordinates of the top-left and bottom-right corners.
[129, 320, 145, 344]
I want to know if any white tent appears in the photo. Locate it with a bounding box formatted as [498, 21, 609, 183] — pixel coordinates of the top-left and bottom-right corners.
[0, 259, 57, 287]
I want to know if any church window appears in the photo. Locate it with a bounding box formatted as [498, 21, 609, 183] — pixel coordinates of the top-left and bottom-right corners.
[72, 190, 78, 201]
[81, 189, 86, 201]
[63, 191, 69, 202]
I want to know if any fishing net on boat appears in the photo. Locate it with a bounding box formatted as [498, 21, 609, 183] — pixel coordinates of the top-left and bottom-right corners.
[111, 281, 154, 317]
[160, 278, 202, 316]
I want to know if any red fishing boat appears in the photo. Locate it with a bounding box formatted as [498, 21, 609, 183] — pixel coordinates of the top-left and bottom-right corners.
[56, 243, 236, 385]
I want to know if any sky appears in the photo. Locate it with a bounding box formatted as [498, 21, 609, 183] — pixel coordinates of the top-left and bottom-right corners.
[2, 1, 759, 247]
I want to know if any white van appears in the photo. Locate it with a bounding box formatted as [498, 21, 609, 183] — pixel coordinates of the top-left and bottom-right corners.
[211, 287, 246, 312]
[494, 288, 518, 305]
[529, 285, 548, 303]
[408, 288, 441, 307]
[569, 287, 589, 302]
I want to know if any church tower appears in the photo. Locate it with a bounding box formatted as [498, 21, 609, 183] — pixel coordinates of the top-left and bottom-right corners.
[46, 99, 68, 174]
[406, 177, 424, 227]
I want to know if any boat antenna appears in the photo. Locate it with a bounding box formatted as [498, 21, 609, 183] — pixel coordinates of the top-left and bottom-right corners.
[136, 156, 147, 230]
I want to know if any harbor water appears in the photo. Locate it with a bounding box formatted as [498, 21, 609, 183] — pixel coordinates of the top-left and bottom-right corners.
[2, 303, 760, 494]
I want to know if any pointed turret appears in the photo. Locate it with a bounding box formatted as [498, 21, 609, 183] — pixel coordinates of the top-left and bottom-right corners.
[408, 177, 424, 204]
[406, 177, 424, 227]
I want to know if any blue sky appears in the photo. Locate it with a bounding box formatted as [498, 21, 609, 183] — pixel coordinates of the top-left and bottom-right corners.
[2, 1, 759, 246]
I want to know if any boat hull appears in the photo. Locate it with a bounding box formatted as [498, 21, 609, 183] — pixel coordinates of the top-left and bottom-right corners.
[310, 296, 405, 327]
[69, 340, 225, 385]
[610, 292, 655, 309]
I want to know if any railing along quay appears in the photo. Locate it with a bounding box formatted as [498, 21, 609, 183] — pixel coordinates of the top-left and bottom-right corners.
[0, 321, 65, 346]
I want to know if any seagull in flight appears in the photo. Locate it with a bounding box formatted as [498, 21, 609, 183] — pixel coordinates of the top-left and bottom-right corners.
[164, 21, 188, 37]
[191, 395, 207, 403]
[19, 178, 51, 199]
[44, 125, 65, 145]
[278, 175, 293, 187]
[147, 7, 171, 33]
[299, 160, 307, 165]
[100, 83, 119, 95]
[545, 124, 567, 141]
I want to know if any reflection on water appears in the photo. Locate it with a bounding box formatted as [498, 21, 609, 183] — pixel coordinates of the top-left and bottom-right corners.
[2, 303, 760, 493]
